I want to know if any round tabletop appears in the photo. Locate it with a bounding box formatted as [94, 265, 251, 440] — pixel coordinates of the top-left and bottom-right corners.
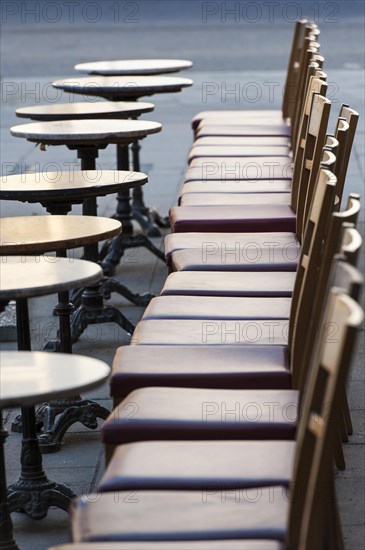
[0, 215, 121, 254]
[0, 256, 103, 300]
[74, 59, 193, 76]
[0, 351, 110, 408]
[0, 170, 148, 203]
[10, 119, 162, 146]
[52, 75, 193, 100]
[16, 101, 155, 121]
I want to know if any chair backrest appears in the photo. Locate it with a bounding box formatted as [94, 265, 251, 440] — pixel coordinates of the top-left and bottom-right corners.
[291, 88, 331, 242]
[287, 289, 363, 549]
[289, 167, 337, 383]
[296, 197, 362, 389]
[303, 105, 359, 226]
[333, 105, 359, 205]
[290, 62, 326, 152]
[289, 36, 321, 141]
[282, 19, 318, 120]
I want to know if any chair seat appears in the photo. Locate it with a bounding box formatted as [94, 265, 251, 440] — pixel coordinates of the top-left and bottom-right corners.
[180, 193, 292, 206]
[52, 541, 285, 550]
[109, 345, 290, 399]
[131, 319, 289, 345]
[170, 206, 296, 233]
[180, 180, 292, 200]
[194, 136, 290, 147]
[71, 488, 288, 543]
[171, 248, 299, 272]
[101, 387, 298, 444]
[160, 271, 296, 297]
[189, 156, 292, 168]
[184, 163, 293, 183]
[196, 124, 291, 138]
[98, 440, 295, 492]
[192, 109, 284, 129]
[164, 231, 300, 271]
[142, 296, 291, 320]
[188, 145, 290, 161]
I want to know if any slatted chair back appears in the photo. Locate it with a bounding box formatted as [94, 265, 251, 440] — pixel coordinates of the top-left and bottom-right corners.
[288, 167, 336, 383]
[288, 290, 363, 550]
[341, 222, 362, 265]
[296, 197, 362, 389]
[333, 106, 359, 207]
[282, 19, 318, 120]
[290, 61, 326, 151]
[284, 37, 318, 134]
[302, 112, 358, 245]
[290, 88, 330, 241]
[289, 36, 321, 142]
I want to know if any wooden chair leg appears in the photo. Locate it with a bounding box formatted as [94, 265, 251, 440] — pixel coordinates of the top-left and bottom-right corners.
[343, 391, 353, 435]
[339, 412, 349, 443]
[334, 428, 346, 470]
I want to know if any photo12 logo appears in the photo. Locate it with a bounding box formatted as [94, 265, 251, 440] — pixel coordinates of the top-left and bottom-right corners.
[1, 1, 140, 24]
[201, 2, 340, 24]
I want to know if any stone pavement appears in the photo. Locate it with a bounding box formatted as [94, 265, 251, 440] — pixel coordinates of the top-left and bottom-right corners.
[0, 3, 364, 549]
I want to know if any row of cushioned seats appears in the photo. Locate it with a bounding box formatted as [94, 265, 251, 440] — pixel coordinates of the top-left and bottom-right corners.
[49, 18, 363, 550]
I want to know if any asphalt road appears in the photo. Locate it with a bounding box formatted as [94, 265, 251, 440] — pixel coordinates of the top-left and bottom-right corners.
[1, 0, 364, 77]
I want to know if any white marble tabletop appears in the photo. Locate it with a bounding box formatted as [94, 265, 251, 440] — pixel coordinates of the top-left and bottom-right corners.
[0, 215, 121, 254]
[0, 351, 110, 408]
[16, 101, 155, 120]
[74, 59, 193, 75]
[52, 75, 193, 99]
[0, 256, 103, 299]
[10, 119, 162, 145]
[0, 170, 148, 202]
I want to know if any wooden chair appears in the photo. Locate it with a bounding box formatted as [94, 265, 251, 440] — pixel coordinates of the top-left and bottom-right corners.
[171, 93, 331, 236]
[184, 74, 327, 184]
[97, 259, 361, 490]
[191, 20, 316, 131]
[192, 36, 321, 142]
[124, 192, 360, 350]
[180, 90, 332, 250]
[142, 164, 339, 324]
[103, 209, 361, 423]
[193, 26, 320, 141]
[188, 63, 326, 163]
[165, 103, 358, 270]
[68, 289, 362, 549]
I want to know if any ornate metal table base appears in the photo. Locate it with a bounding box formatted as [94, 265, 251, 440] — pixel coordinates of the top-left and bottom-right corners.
[70, 299, 135, 343]
[12, 397, 111, 454]
[0, 415, 19, 550]
[132, 203, 170, 235]
[71, 277, 154, 308]
[7, 406, 75, 519]
[129, 134, 170, 237]
[101, 234, 165, 276]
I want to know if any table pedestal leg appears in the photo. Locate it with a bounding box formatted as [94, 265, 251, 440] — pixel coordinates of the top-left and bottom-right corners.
[68, 146, 138, 338]
[11, 287, 111, 454]
[7, 300, 75, 517]
[0, 413, 19, 550]
[101, 145, 165, 276]
[130, 139, 170, 236]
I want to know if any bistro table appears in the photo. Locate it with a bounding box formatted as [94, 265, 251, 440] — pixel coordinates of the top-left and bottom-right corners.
[74, 58, 193, 75]
[0, 257, 108, 518]
[52, 75, 193, 239]
[10, 119, 162, 275]
[0, 214, 125, 343]
[0, 350, 110, 549]
[0, 218, 119, 452]
[0, 170, 152, 307]
[16, 101, 154, 121]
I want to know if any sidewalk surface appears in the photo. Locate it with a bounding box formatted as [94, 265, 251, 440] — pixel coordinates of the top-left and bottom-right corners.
[0, 2, 364, 549]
